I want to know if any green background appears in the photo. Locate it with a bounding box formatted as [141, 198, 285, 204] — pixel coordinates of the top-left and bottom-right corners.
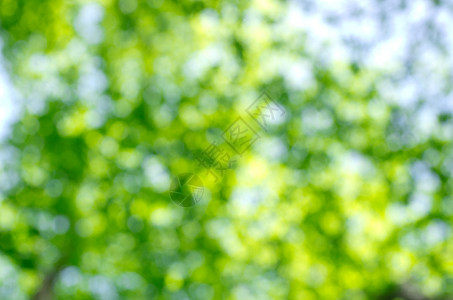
[0, 0, 452, 299]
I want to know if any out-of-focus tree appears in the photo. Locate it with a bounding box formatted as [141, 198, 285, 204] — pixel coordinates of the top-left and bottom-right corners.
[0, 0, 452, 299]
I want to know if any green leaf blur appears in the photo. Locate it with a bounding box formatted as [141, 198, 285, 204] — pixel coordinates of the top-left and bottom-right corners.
[0, 0, 452, 299]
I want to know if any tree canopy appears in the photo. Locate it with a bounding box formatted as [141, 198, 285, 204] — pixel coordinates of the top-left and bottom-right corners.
[0, 0, 452, 299]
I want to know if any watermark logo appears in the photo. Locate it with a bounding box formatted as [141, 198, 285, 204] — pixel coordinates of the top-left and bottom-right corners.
[169, 173, 204, 207]
[194, 91, 285, 183]
[169, 90, 286, 207]
[195, 143, 236, 182]
[222, 117, 260, 155]
[246, 92, 286, 130]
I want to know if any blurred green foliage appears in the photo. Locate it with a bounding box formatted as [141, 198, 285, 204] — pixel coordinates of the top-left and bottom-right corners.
[0, 0, 452, 299]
